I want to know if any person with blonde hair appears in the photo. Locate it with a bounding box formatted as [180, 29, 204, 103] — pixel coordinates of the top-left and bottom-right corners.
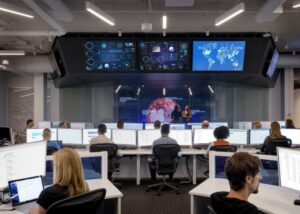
[260, 121, 287, 153]
[251, 121, 262, 129]
[29, 148, 89, 214]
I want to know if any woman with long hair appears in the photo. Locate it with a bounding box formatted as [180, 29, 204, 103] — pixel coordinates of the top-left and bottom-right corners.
[29, 148, 89, 214]
[260, 121, 287, 153]
[182, 105, 192, 123]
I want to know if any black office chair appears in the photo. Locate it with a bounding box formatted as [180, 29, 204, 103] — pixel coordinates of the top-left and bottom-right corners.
[264, 138, 292, 155]
[89, 143, 122, 186]
[209, 145, 238, 152]
[46, 188, 106, 214]
[147, 144, 181, 196]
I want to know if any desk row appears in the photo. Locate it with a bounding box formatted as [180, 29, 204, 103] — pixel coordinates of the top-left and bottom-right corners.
[27, 128, 300, 146]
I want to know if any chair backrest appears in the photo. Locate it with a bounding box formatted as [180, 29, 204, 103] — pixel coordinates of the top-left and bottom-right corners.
[46, 188, 106, 214]
[209, 145, 237, 152]
[265, 138, 292, 155]
[90, 143, 118, 173]
[153, 144, 181, 175]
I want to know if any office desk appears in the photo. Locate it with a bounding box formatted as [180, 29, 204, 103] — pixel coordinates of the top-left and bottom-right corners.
[189, 178, 300, 214]
[119, 148, 206, 185]
[0, 179, 122, 214]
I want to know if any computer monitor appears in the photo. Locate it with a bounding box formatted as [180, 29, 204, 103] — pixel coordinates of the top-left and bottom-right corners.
[44, 151, 107, 186]
[38, 121, 52, 129]
[112, 129, 137, 146]
[278, 121, 285, 128]
[124, 123, 144, 130]
[191, 124, 203, 130]
[82, 129, 112, 145]
[260, 121, 271, 129]
[137, 130, 161, 147]
[47, 140, 63, 151]
[26, 129, 58, 143]
[0, 141, 47, 189]
[170, 124, 186, 130]
[193, 129, 215, 144]
[70, 122, 86, 129]
[278, 148, 300, 196]
[0, 127, 12, 142]
[104, 123, 117, 129]
[57, 129, 83, 145]
[145, 123, 155, 130]
[209, 151, 278, 186]
[169, 130, 192, 146]
[235, 122, 252, 129]
[227, 129, 248, 145]
[209, 122, 228, 129]
[250, 129, 270, 145]
[280, 129, 300, 145]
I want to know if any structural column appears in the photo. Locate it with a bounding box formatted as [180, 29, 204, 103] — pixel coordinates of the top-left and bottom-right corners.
[284, 68, 294, 119]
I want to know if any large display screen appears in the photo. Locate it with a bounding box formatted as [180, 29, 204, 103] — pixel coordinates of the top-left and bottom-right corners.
[266, 49, 279, 79]
[192, 41, 246, 71]
[139, 41, 189, 71]
[85, 41, 136, 71]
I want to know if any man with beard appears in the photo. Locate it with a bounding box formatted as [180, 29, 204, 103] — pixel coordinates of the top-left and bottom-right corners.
[210, 152, 264, 214]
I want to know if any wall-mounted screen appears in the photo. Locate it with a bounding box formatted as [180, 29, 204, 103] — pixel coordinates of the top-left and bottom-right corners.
[266, 49, 279, 79]
[139, 41, 189, 71]
[192, 41, 246, 71]
[85, 41, 136, 71]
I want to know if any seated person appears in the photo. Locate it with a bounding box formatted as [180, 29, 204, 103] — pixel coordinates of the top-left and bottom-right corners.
[211, 152, 263, 214]
[26, 119, 34, 129]
[285, 118, 295, 128]
[153, 120, 161, 129]
[43, 128, 51, 141]
[149, 124, 179, 183]
[59, 121, 68, 128]
[90, 124, 113, 145]
[202, 120, 209, 129]
[29, 148, 89, 214]
[260, 121, 287, 153]
[211, 126, 230, 146]
[252, 121, 262, 129]
[117, 120, 124, 129]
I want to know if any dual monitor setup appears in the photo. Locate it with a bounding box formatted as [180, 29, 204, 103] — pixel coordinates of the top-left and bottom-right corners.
[0, 141, 107, 192]
[27, 127, 300, 147]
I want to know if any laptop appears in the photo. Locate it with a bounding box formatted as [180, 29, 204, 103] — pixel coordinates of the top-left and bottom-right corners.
[8, 176, 44, 213]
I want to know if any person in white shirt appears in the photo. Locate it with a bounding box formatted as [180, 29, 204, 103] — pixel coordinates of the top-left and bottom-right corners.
[90, 124, 113, 145]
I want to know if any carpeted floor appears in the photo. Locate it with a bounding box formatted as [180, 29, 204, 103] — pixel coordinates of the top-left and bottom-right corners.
[120, 180, 201, 214]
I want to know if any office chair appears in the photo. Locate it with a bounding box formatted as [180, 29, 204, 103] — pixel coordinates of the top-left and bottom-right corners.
[209, 145, 238, 152]
[264, 138, 292, 155]
[89, 143, 122, 187]
[46, 188, 106, 214]
[147, 144, 181, 196]
[207, 205, 217, 214]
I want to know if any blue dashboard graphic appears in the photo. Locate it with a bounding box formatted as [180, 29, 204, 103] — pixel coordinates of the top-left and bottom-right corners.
[85, 41, 136, 71]
[192, 41, 246, 71]
[139, 41, 189, 71]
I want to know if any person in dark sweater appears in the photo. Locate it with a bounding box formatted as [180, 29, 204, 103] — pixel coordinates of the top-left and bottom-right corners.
[29, 148, 89, 214]
[211, 152, 264, 214]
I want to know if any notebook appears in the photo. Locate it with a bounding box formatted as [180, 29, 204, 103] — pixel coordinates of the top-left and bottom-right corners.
[8, 176, 44, 212]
